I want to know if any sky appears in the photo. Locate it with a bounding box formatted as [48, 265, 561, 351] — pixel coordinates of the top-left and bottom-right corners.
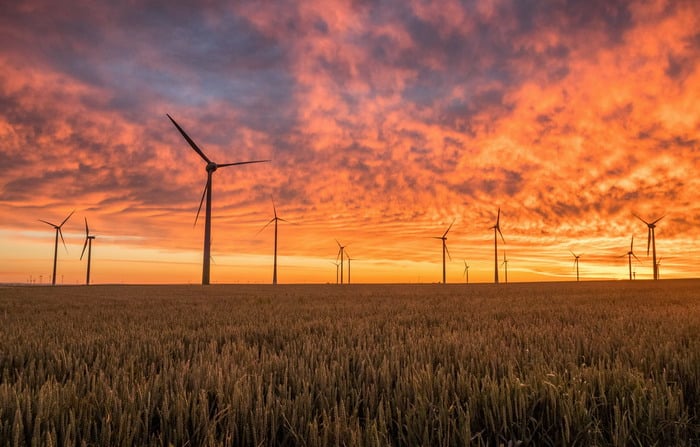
[1, 0, 699, 284]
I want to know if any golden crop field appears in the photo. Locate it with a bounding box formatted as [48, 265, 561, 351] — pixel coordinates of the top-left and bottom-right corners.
[1, 280, 699, 446]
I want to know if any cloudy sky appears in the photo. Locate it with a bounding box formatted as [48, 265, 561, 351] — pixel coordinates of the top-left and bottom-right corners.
[1, 0, 698, 284]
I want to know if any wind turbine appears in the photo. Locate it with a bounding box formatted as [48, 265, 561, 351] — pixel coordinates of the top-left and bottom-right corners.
[621, 236, 640, 280]
[331, 261, 340, 284]
[336, 240, 346, 284]
[633, 213, 664, 280]
[346, 251, 355, 284]
[655, 258, 662, 279]
[167, 114, 270, 285]
[39, 210, 74, 285]
[571, 251, 582, 282]
[258, 200, 289, 285]
[432, 220, 454, 284]
[501, 251, 509, 284]
[463, 260, 469, 284]
[80, 217, 96, 285]
[490, 208, 505, 284]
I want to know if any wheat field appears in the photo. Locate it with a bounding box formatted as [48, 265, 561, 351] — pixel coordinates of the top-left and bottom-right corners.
[1, 280, 699, 446]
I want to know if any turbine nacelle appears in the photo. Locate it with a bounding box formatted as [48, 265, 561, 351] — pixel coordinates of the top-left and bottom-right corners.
[206, 162, 218, 173]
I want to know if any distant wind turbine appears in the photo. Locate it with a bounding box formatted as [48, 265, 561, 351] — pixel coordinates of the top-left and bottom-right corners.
[633, 213, 664, 280]
[258, 200, 289, 285]
[432, 220, 455, 284]
[331, 261, 340, 284]
[571, 251, 582, 282]
[80, 217, 96, 285]
[501, 251, 509, 284]
[655, 258, 662, 280]
[167, 114, 270, 285]
[39, 210, 74, 286]
[346, 251, 356, 284]
[621, 236, 640, 280]
[463, 260, 469, 284]
[490, 208, 505, 284]
[336, 240, 346, 284]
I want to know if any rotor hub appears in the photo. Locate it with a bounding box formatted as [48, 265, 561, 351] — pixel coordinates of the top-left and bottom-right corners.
[206, 162, 218, 173]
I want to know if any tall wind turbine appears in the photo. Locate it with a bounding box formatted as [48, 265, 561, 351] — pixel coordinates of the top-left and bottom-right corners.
[633, 213, 664, 280]
[490, 208, 505, 284]
[463, 260, 469, 284]
[167, 114, 270, 285]
[501, 251, 509, 284]
[336, 240, 346, 284]
[258, 200, 289, 285]
[571, 251, 582, 282]
[80, 217, 96, 285]
[39, 210, 74, 286]
[622, 236, 640, 280]
[432, 220, 455, 284]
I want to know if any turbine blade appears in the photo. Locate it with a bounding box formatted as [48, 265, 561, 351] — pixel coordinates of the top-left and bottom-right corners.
[217, 160, 271, 168]
[630, 235, 634, 252]
[256, 218, 275, 235]
[646, 228, 651, 255]
[443, 218, 456, 238]
[336, 239, 342, 248]
[272, 199, 277, 218]
[58, 228, 68, 253]
[80, 238, 88, 260]
[59, 210, 75, 227]
[496, 208, 501, 226]
[167, 114, 211, 163]
[633, 253, 641, 262]
[39, 219, 57, 228]
[633, 213, 649, 225]
[194, 181, 208, 227]
[444, 242, 452, 261]
[651, 215, 665, 225]
[84, 217, 89, 237]
[497, 227, 505, 244]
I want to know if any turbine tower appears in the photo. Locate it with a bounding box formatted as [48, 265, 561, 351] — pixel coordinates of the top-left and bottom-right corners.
[571, 251, 582, 282]
[501, 251, 509, 284]
[258, 200, 288, 285]
[432, 220, 455, 284]
[168, 114, 270, 285]
[622, 236, 640, 280]
[463, 260, 469, 284]
[633, 213, 664, 280]
[331, 261, 340, 284]
[336, 240, 346, 284]
[490, 208, 505, 284]
[80, 217, 96, 285]
[39, 210, 74, 286]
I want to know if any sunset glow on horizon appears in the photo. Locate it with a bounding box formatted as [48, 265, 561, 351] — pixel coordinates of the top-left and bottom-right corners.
[1, 0, 698, 284]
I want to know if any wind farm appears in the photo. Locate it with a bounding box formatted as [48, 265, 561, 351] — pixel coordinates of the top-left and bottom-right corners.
[3, 1, 700, 444]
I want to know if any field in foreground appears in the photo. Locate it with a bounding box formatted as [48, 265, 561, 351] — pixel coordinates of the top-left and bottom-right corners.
[1, 281, 700, 446]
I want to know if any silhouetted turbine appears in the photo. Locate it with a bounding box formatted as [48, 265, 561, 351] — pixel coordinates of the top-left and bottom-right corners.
[168, 114, 270, 285]
[80, 217, 96, 285]
[571, 251, 582, 282]
[655, 258, 662, 279]
[432, 220, 455, 284]
[346, 251, 355, 284]
[633, 213, 664, 280]
[501, 251, 509, 284]
[331, 261, 340, 284]
[39, 210, 74, 286]
[463, 260, 469, 284]
[621, 236, 640, 280]
[258, 200, 289, 285]
[336, 240, 346, 284]
[490, 208, 505, 284]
